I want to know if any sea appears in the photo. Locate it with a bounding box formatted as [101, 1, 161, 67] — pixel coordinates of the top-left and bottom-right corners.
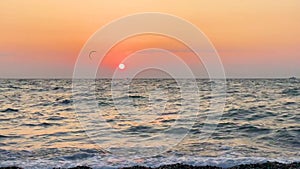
[0, 79, 299, 169]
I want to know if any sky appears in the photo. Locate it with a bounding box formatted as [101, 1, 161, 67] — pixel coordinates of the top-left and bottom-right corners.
[0, 0, 299, 78]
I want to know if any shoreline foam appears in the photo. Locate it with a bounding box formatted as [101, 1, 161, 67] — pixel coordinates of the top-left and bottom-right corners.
[1, 162, 300, 169]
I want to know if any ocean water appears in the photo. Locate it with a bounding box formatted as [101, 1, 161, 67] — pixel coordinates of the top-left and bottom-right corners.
[0, 79, 299, 168]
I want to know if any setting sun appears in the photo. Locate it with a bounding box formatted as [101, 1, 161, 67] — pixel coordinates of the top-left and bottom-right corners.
[118, 63, 125, 70]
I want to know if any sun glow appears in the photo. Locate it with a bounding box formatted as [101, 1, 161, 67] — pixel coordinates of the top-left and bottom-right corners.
[118, 63, 125, 70]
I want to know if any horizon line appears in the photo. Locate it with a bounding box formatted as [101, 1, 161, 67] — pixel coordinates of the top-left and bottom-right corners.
[0, 77, 298, 80]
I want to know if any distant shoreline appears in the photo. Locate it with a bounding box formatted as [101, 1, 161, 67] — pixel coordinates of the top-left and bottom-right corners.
[1, 162, 300, 169]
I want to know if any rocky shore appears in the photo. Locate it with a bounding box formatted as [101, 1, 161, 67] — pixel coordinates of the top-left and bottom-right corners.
[1, 162, 300, 169]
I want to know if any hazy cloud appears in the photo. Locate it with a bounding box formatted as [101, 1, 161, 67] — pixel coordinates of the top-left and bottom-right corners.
[0, 53, 10, 57]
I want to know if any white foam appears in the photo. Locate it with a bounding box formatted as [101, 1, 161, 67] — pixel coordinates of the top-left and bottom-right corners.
[1, 156, 299, 169]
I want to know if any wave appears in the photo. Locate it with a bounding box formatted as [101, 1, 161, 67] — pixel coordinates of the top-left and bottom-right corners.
[21, 122, 62, 127]
[282, 88, 299, 96]
[0, 156, 299, 169]
[0, 108, 19, 113]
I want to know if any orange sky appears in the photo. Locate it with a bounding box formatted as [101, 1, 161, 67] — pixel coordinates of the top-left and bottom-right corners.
[0, 0, 299, 78]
